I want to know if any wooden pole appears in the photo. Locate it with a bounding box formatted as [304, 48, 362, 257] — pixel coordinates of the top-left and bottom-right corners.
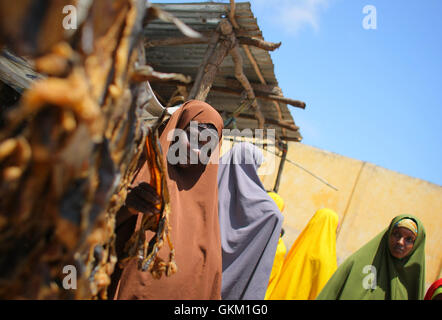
[187, 28, 220, 100]
[229, 0, 240, 29]
[224, 111, 300, 132]
[187, 20, 236, 101]
[273, 142, 287, 193]
[242, 45, 266, 85]
[227, 1, 287, 134]
[229, 43, 265, 128]
[237, 37, 281, 51]
[278, 135, 303, 142]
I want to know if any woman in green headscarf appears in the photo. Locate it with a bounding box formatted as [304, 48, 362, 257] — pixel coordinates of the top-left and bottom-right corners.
[316, 214, 426, 300]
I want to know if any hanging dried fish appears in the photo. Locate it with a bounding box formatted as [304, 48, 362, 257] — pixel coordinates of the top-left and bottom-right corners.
[119, 110, 177, 279]
[0, 0, 165, 300]
[0, 0, 209, 299]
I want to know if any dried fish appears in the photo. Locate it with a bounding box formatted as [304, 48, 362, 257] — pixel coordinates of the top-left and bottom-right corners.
[0, 0, 174, 299]
[119, 111, 177, 279]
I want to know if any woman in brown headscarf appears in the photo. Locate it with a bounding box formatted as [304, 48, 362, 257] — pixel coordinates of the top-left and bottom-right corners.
[109, 100, 224, 299]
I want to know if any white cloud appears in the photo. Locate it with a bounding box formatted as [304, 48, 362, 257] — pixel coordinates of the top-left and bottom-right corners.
[252, 0, 331, 35]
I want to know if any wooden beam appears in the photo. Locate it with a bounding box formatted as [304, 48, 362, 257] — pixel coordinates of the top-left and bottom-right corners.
[188, 19, 235, 101]
[229, 0, 240, 29]
[242, 45, 266, 84]
[220, 78, 283, 95]
[228, 0, 287, 135]
[224, 5, 266, 129]
[229, 43, 265, 128]
[279, 135, 303, 142]
[240, 43, 286, 134]
[160, 78, 282, 95]
[273, 142, 288, 193]
[145, 35, 280, 51]
[229, 2, 280, 52]
[209, 85, 306, 109]
[187, 27, 220, 99]
[224, 111, 300, 132]
[265, 94, 306, 109]
[145, 37, 208, 47]
[238, 37, 281, 51]
[157, 81, 306, 110]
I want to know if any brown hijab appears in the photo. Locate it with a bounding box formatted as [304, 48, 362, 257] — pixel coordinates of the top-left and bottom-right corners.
[111, 100, 224, 299]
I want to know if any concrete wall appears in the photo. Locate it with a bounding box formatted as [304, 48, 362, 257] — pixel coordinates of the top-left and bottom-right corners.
[221, 139, 442, 290]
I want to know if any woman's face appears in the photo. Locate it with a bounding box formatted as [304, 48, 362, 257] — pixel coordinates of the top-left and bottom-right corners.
[388, 226, 416, 259]
[176, 123, 218, 168]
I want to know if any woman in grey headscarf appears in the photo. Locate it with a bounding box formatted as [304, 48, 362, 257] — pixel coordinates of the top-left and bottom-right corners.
[218, 142, 283, 300]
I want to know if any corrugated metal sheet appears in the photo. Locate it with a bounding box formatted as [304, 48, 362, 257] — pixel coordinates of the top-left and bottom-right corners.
[146, 2, 302, 141]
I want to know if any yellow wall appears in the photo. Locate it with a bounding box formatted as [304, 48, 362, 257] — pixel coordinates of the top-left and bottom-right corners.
[221, 139, 442, 291]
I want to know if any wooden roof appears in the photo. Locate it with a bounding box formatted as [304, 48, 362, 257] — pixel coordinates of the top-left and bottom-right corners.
[145, 2, 304, 142]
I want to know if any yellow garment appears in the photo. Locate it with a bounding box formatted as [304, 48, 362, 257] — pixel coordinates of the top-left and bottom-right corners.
[268, 208, 339, 300]
[264, 237, 287, 299]
[268, 191, 285, 212]
[395, 218, 418, 236]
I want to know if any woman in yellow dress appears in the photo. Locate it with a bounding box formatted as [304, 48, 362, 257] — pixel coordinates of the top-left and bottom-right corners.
[264, 192, 287, 299]
[267, 208, 339, 300]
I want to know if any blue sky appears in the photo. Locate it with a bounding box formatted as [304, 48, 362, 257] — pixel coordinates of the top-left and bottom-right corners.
[153, 0, 442, 186]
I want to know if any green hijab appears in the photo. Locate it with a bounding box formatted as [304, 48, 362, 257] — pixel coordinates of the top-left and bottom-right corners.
[317, 214, 426, 300]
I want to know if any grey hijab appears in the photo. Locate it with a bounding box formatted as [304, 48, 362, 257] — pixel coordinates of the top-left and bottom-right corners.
[218, 142, 283, 300]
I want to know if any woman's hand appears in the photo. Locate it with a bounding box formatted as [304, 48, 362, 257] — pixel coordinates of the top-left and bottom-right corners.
[125, 182, 161, 215]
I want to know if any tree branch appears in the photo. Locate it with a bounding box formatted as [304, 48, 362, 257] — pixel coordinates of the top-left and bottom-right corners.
[238, 37, 281, 51]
